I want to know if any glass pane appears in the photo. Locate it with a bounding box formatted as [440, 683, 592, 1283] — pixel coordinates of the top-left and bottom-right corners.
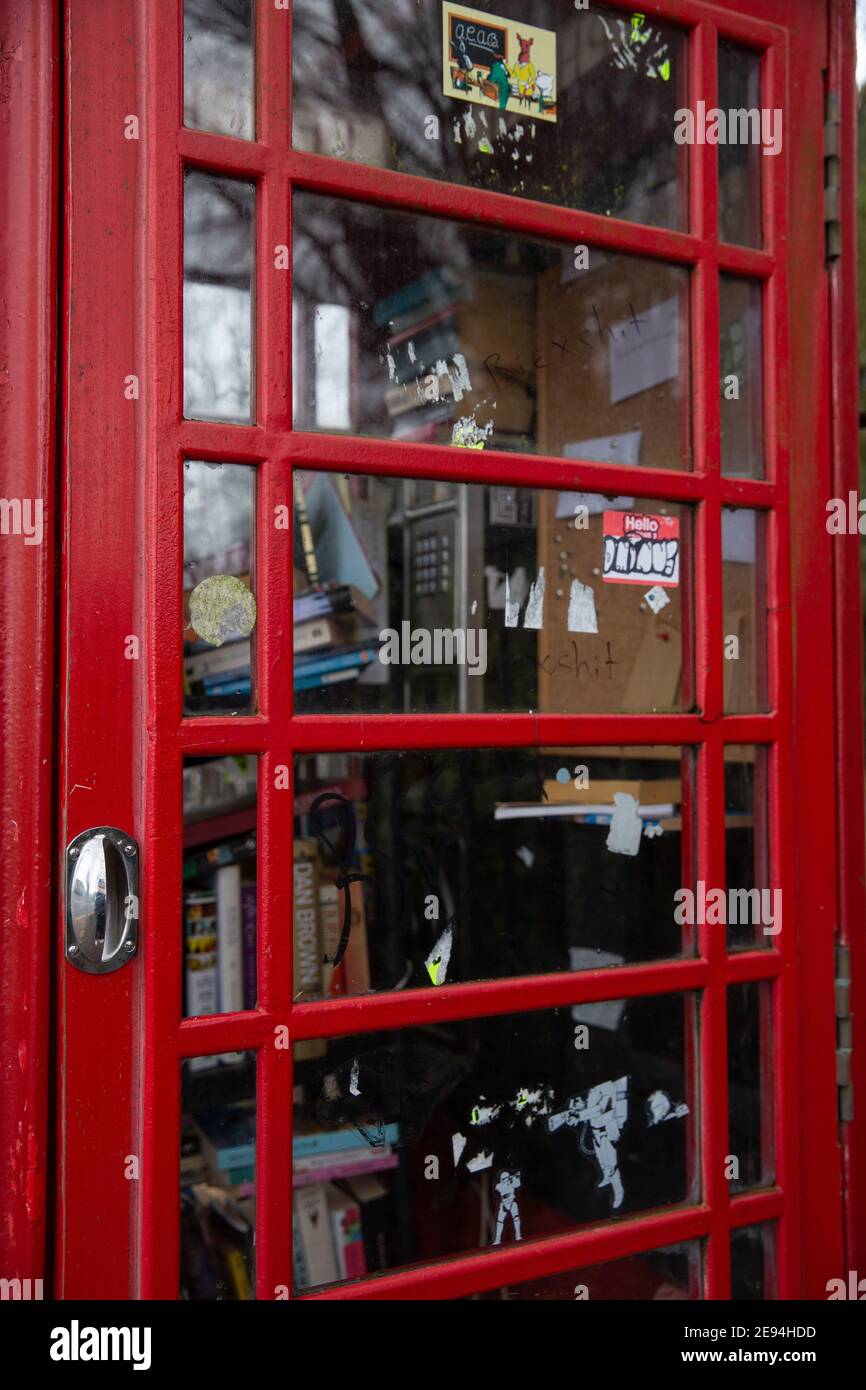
[725, 746, 772, 949]
[467, 1240, 702, 1299]
[292, 2, 688, 229]
[184, 170, 255, 423]
[183, 755, 257, 1018]
[293, 473, 693, 713]
[292, 995, 698, 1291]
[722, 508, 768, 713]
[293, 746, 694, 998]
[728, 982, 773, 1193]
[730, 1223, 776, 1300]
[718, 42, 763, 248]
[184, 461, 255, 714]
[293, 196, 692, 467]
[720, 276, 764, 478]
[180, 1052, 256, 1299]
[184, 0, 254, 140]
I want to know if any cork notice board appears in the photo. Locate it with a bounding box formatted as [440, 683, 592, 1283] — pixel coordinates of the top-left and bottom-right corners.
[535, 499, 685, 713]
[531, 254, 690, 712]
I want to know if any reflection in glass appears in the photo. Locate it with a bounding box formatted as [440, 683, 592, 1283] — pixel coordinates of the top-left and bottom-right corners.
[184, 170, 255, 422]
[720, 276, 764, 478]
[725, 746, 771, 949]
[292, 472, 693, 714]
[183, 755, 257, 1019]
[730, 1223, 775, 1300]
[718, 43, 762, 248]
[293, 995, 697, 1291]
[728, 983, 773, 1193]
[467, 1241, 702, 1300]
[184, 461, 255, 713]
[293, 196, 691, 466]
[722, 508, 768, 713]
[184, 0, 254, 140]
[293, 0, 688, 229]
[292, 746, 694, 999]
[180, 1053, 256, 1299]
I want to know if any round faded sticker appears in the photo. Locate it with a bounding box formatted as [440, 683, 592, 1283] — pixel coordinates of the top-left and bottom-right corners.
[189, 574, 257, 648]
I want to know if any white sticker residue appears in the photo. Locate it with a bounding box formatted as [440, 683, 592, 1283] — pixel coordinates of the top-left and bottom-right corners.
[425, 926, 453, 986]
[470, 1102, 501, 1126]
[452, 1132, 467, 1167]
[349, 1058, 360, 1096]
[467, 1150, 494, 1173]
[503, 568, 527, 627]
[643, 584, 670, 615]
[448, 352, 472, 402]
[606, 792, 643, 857]
[646, 1090, 689, 1127]
[522, 567, 545, 629]
[567, 579, 598, 634]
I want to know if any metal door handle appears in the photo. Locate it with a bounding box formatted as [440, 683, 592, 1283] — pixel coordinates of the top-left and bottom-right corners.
[65, 827, 139, 973]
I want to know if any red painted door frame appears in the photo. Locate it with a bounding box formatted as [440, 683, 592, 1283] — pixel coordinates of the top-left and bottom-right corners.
[0, 0, 58, 1292]
[1, 0, 863, 1299]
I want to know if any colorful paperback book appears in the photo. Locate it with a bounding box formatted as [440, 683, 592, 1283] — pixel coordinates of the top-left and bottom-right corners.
[293, 1120, 399, 1159]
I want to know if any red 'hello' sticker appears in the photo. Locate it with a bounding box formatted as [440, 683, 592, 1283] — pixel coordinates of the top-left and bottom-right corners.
[602, 512, 680, 586]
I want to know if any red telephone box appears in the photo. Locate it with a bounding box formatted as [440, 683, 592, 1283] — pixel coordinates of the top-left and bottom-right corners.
[2, 0, 865, 1303]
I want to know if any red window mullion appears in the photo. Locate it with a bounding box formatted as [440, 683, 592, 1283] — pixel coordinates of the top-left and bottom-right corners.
[688, 17, 732, 1301]
[252, 1, 295, 1301]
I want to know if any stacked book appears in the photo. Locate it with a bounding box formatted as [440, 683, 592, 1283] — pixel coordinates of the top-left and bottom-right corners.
[185, 636, 251, 703]
[294, 583, 381, 692]
[183, 863, 257, 1059]
[293, 1175, 390, 1290]
[185, 1103, 397, 1292]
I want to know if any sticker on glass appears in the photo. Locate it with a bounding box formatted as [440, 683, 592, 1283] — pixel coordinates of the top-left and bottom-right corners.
[602, 512, 680, 587]
[442, 4, 557, 122]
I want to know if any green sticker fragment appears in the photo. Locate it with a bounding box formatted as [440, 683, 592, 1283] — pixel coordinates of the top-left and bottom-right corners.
[189, 573, 257, 648]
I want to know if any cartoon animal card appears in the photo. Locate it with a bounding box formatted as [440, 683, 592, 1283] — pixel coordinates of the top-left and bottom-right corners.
[442, 4, 557, 122]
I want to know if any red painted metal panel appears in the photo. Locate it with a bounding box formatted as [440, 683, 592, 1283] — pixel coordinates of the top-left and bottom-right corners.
[52, 0, 851, 1303]
[57, 0, 145, 1297]
[827, 0, 866, 1277]
[0, 0, 58, 1290]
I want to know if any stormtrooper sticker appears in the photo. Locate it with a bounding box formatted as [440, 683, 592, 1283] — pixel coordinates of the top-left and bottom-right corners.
[492, 1168, 523, 1245]
[548, 1076, 629, 1210]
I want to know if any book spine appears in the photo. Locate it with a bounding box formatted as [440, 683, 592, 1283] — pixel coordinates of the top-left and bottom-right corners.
[292, 1209, 311, 1292]
[184, 895, 219, 1072]
[293, 618, 335, 654]
[241, 882, 257, 1012]
[294, 645, 380, 677]
[319, 881, 344, 997]
[216, 864, 243, 1064]
[185, 638, 251, 683]
[292, 840, 326, 1062]
[295, 667, 359, 691]
[293, 476, 320, 586]
[294, 1185, 339, 1289]
[345, 885, 371, 998]
[293, 1154, 399, 1187]
[329, 1197, 366, 1281]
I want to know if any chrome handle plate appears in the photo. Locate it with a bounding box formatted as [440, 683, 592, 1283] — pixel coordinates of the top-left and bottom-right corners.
[65, 827, 139, 974]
